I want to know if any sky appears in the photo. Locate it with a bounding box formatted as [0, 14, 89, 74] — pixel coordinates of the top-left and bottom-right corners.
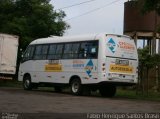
[50, 0, 127, 36]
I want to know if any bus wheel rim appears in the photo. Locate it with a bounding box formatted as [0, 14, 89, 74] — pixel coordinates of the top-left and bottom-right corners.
[24, 80, 30, 88]
[72, 82, 79, 93]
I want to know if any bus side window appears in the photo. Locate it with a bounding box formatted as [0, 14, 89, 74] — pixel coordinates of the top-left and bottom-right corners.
[22, 45, 35, 62]
[33, 45, 42, 60]
[63, 43, 72, 59]
[72, 43, 80, 59]
[55, 44, 63, 59]
[41, 45, 49, 59]
[48, 44, 56, 59]
[79, 42, 88, 59]
[87, 41, 98, 59]
[29, 46, 35, 59]
[33, 45, 49, 60]
[78, 41, 98, 59]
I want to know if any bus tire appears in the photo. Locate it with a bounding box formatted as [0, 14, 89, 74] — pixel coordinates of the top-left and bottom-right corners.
[70, 78, 83, 96]
[23, 75, 33, 90]
[99, 85, 116, 97]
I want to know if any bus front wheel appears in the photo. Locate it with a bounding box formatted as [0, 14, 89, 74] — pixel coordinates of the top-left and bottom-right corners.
[70, 78, 83, 96]
[99, 85, 116, 97]
[23, 75, 33, 90]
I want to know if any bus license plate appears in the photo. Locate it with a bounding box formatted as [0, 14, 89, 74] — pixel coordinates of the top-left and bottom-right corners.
[116, 59, 129, 65]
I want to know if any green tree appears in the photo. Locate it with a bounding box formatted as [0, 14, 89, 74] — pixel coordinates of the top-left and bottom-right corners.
[138, 47, 160, 93]
[142, 0, 160, 15]
[0, 0, 69, 77]
[0, 0, 69, 49]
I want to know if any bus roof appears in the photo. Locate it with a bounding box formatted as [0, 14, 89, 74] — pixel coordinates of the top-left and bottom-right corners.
[30, 33, 130, 45]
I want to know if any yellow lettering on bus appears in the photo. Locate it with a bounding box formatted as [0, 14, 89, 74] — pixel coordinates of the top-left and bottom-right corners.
[109, 64, 133, 73]
[45, 64, 62, 72]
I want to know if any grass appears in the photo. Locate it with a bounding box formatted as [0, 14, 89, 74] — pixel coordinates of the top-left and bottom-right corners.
[0, 80, 22, 88]
[116, 88, 160, 101]
[0, 80, 160, 101]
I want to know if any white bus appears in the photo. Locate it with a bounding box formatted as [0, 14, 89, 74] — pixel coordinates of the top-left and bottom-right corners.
[18, 33, 138, 97]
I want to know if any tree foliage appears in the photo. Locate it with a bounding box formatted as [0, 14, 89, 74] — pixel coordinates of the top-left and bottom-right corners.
[138, 47, 160, 68]
[0, 0, 69, 49]
[142, 0, 160, 15]
[138, 47, 160, 92]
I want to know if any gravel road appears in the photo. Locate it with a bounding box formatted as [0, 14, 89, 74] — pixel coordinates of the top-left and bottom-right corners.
[0, 87, 159, 119]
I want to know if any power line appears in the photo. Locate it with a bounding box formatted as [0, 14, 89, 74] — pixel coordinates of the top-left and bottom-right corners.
[56, 0, 97, 10]
[65, 0, 121, 21]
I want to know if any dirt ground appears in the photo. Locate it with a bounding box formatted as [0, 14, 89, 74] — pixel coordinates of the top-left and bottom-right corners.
[0, 87, 160, 119]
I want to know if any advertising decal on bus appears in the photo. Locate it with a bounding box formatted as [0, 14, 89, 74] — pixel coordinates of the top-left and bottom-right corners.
[73, 60, 85, 68]
[107, 38, 117, 53]
[118, 41, 135, 51]
[107, 38, 135, 55]
[85, 59, 94, 77]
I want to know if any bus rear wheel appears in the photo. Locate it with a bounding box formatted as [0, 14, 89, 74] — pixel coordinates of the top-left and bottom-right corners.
[70, 78, 83, 96]
[23, 75, 33, 90]
[99, 85, 116, 97]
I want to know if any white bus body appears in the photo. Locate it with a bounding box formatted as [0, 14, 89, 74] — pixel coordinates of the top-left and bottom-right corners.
[18, 33, 138, 97]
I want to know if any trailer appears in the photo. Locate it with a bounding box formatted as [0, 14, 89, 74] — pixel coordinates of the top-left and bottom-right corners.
[0, 33, 19, 80]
